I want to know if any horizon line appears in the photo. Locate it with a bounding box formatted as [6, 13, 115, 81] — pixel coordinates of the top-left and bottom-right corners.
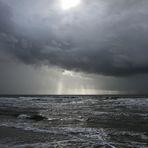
[1, 94, 148, 96]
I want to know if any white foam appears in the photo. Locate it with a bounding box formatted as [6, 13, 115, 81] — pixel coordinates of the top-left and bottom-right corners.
[17, 114, 30, 119]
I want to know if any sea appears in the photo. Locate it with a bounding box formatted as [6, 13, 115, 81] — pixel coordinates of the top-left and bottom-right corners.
[0, 95, 148, 148]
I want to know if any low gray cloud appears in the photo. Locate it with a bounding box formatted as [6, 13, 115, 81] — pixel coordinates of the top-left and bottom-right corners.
[1, 0, 148, 76]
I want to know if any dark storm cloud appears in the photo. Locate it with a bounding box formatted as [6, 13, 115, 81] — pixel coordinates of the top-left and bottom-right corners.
[1, 0, 148, 76]
[0, 1, 12, 32]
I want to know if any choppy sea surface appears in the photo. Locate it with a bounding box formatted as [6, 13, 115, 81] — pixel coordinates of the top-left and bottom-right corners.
[0, 95, 148, 148]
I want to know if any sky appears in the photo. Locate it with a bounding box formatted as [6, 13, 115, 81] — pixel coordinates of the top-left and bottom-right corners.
[0, 0, 148, 94]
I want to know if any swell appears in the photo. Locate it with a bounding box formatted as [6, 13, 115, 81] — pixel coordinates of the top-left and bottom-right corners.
[0, 107, 47, 121]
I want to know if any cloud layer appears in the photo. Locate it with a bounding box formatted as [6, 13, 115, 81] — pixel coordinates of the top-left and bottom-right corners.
[1, 0, 148, 76]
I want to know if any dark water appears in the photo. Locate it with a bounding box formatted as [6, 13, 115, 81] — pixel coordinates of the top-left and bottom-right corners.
[0, 95, 148, 148]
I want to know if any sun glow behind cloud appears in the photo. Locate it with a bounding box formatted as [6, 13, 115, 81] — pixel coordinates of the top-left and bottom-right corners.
[61, 0, 81, 10]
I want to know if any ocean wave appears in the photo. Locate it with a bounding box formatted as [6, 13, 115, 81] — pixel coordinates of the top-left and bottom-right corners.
[0, 124, 115, 148]
[17, 114, 47, 121]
